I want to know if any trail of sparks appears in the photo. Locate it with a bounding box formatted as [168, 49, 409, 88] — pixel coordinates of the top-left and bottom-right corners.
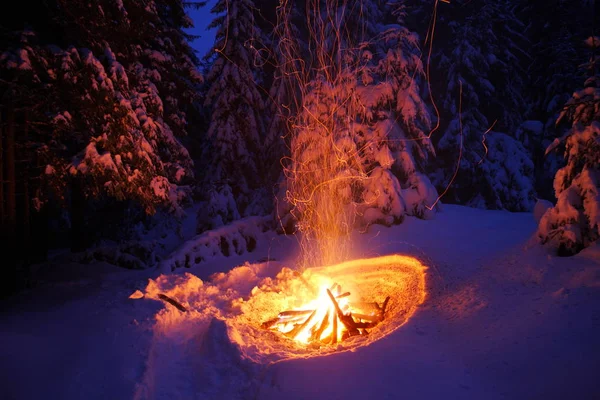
[426, 79, 464, 211]
[425, 0, 442, 140]
[477, 119, 497, 165]
[209, 0, 463, 266]
[274, 0, 457, 267]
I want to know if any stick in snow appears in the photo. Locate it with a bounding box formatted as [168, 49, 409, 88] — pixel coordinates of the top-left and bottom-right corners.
[157, 293, 187, 312]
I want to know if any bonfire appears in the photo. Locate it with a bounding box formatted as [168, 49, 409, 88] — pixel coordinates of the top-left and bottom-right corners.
[261, 281, 390, 345]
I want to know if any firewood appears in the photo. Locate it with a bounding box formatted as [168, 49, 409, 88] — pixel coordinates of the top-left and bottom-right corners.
[326, 289, 359, 336]
[351, 320, 378, 329]
[278, 310, 313, 318]
[285, 309, 317, 339]
[381, 296, 391, 318]
[351, 313, 381, 322]
[329, 282, 342, 295]
[282, 316, 313, 326]
[348, 301, 380, 314]
[310, 310, 330, 341]
[262, 310, 317, 331]
[261, 317, 280, 329]
[157, 293, 187, 312]
[260, 284, 392, 345]
[326, 289, 344, 315]
[331, 310, 337, 344]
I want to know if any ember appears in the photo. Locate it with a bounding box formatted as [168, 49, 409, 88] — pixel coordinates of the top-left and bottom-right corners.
[262, 282, 391, 344]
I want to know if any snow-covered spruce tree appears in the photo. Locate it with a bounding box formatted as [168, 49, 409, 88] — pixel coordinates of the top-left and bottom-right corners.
[356, 1, 439, 222]
[203, 0, 268, 219]
[0, 0, 201, 216]
[430, 0, 535, 211]
[0, 0, 202, 257]
[282, 0, 438, 261]
[538, 37, 600, 255]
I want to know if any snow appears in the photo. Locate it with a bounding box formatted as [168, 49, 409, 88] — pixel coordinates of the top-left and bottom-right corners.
[164, 215, 271, 271]
[533, 198, 553, 224]
[2, 205, 600, 399]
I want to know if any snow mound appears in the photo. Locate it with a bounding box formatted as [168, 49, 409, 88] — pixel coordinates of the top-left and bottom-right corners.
[533, 198, 554, 224]
[159, 216, 272, 272]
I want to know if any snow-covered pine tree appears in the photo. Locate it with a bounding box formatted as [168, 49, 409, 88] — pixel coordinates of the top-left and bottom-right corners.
[538, 36, 600, 255]
[282, 0, 438, 260]
[203, 0, 268, 218]
[355, 0, 438, 223]
[519, 0, 596, 200]
[0, 0, 202, 248]
[430, 0, 535, 211]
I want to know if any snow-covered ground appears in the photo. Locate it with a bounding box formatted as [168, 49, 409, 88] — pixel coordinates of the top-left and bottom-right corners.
[1, 205, 599, 399]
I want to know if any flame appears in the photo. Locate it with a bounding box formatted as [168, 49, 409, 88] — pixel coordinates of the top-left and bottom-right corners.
[274, 283, 351, 344]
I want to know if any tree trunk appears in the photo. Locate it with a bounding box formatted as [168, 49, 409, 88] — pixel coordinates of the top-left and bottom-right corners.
[6, 108, 16, 236]
[0, 107, 4, 224]
[22, 112, 31, 260]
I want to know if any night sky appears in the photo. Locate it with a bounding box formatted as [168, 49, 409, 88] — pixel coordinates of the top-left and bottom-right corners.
[186, 1, 218, 58]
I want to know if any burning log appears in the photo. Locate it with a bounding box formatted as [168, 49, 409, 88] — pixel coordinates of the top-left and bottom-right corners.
[279, 310, 313, 318]
[380, 296, 391, 317]
[261, 318, 280, 329]
[310, 310, 330, 342]
[261, 282, 391, 345]
[331, 310, 338, 344]
[261, 310, 313, 329]
[351, 313, 381, 322]
[285, 309, 317, 339]
[326, 289, 359, 337]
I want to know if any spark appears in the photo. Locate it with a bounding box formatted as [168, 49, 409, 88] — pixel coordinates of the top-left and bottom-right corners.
[424, 0, 442, 140]
[477, 119, 497, 165]
[208, 0, 457, 266]
[426, 79, 464, 211]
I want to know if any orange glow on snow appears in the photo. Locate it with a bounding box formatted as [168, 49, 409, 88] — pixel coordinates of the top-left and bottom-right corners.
[231, 254, 428, 361]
